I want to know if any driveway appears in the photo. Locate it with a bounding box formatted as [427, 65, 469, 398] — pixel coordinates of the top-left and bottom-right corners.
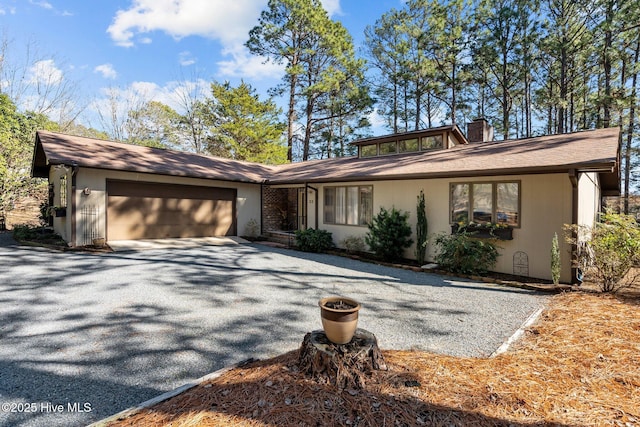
[0, 233, 548, 427]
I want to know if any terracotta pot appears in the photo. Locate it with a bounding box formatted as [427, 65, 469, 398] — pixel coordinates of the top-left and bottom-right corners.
[92, 237, 106, 248]
[318, 296, 361, 344]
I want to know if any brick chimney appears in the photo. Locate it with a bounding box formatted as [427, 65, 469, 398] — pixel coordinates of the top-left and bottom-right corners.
[467, 118, 494, 143]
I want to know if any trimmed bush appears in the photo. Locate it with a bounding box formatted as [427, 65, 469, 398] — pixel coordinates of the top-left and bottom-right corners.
[295, 228, 334, 253]
[434, 231, 500, 275]
[365, 207, 413, 261]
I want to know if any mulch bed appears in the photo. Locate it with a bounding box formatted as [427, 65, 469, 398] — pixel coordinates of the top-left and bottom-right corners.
[106, 289, 640, 427]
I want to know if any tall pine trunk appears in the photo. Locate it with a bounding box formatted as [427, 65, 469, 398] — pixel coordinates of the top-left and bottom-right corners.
[624, 35, 640, 214]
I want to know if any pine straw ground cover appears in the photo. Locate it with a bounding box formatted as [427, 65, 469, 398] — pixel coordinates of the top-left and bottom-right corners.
[108, 291, 640, 427]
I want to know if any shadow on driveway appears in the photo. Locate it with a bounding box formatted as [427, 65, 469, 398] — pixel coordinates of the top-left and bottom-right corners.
[0, 238, 548, 426]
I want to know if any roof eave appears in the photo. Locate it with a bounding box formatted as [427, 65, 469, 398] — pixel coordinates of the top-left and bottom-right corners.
[267, 163, 618, 186]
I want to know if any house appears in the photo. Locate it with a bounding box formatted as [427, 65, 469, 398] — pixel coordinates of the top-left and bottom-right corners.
[31, 119, 620, 283]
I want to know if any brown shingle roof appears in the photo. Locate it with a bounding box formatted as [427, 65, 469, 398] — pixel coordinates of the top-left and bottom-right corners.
[32, 127, 620, 194]
[33, 131, 271, 183]
[268, 127, 620, 194]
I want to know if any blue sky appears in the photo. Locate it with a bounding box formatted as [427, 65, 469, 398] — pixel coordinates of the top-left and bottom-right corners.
[1, 0, 402, 131]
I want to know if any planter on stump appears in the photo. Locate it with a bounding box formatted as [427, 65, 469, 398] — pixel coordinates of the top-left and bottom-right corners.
[318, 296, 361, 344]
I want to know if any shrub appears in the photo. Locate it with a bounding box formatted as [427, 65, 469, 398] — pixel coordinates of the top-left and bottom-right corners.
[365, 207, 413, 261]
[12, 224, 36, 241]
[434, 231, 500, 275]
[39, 201, 50, 226]
[565, 211, 640, 292]
[295, 228, 334, 253]
[243, 218, 260, 238]
[415, 190, 428, 264]
[12, 224, 66, 246]
[340, 235, 365, 253]
[551, 232, 561, 285]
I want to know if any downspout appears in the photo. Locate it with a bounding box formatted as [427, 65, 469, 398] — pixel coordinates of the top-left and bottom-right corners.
[305, 184, 319, 229]
[70, 162, 79, 247]
[568, 169, 579, 284]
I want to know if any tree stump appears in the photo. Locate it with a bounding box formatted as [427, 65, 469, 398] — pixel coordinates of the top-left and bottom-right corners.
[297, 328, 387, 390]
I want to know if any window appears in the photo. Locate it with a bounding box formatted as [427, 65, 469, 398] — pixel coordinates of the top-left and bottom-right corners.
[451, 183, 469, 223]
[324, 185, 373, 226]
[379, 141, 397, 155]
[398, 138, 419, 153]
[421, 135, 444, 150]
[472, 183, 492, 223]
[59, 175, 68, 208]
[496, 182, 519, 225]
[450, 181, 520, 226]
[361, 144, 377, 157]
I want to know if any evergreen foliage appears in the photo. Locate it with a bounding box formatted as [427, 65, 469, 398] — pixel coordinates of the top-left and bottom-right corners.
[0, 94, 55, 217]
[415, 190, 428, 264]
[551, 232, 561, 285]
[434, 231, 500, 275]
[206, 81, 287, 164]
[247, 0, 371, 161]
[365, 207, 413, 261]
[295, 228, 334, 253]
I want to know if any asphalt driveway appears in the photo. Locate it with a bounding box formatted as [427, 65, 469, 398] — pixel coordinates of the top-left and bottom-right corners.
[0, 233, 548, 426]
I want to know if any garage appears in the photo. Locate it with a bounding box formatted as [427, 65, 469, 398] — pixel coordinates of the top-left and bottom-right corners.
[106, 180, 237, 240]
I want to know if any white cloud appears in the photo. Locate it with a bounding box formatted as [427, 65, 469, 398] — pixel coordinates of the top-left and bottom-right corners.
[321, 0, 342, 16]
[107, 0, 267, 48]
[94, 63, 118, 79]
[91, 78, 211, 119]
[27, 59, 63, 86]
[30, 0, 53, 9]
[178, 51, 196, 66]
[217, 45, 284, 80]
[0, 4, 16, 14]
[368, 110, 388, 133]
[106, 0, 342, 79]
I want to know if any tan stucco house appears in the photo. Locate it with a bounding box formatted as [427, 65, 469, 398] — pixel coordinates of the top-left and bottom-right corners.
[31, 119, 620, 283]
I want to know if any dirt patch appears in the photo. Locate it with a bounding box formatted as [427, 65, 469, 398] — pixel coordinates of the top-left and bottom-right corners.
[106, 291, 640, 426]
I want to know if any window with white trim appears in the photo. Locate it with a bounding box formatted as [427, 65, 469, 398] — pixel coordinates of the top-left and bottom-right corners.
[324, 186, 373, 226]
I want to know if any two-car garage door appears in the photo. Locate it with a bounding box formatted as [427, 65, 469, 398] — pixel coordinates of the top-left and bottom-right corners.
[106, 180, 237, 240]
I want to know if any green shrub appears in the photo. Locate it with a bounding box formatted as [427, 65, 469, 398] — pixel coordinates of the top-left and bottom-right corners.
[434, 231, 500, 275]
[295, 228, 334, 253]
[551, 232, 561, 285]
[12, 224, 36, 241]
[12, 224, 67, 246]
[565, 211, 640, 293]
[39, 201, 50, 226]
[365, 207, 413, 261]
[415, 190, 428, 264]
[340, 235, 365, 253]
